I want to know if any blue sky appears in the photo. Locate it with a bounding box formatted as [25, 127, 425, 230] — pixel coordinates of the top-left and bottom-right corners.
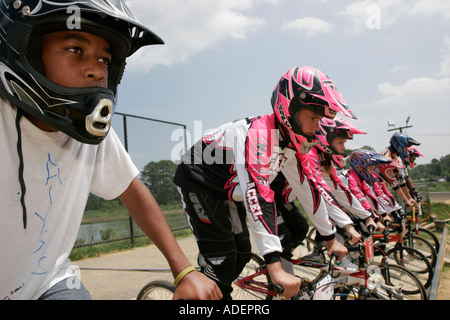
[115, 0, 450, 166]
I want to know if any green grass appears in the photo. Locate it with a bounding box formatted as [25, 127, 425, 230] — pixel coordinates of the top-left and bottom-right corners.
[431, 202, 450, 220]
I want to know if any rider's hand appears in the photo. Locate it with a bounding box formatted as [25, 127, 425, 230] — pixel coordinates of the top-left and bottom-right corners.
[344, 225, 361, 245]
[173, 270, 223, 300]
[382, 214, 393, 224]
[376, 221, 386, 232]
[267, 261, 302, 299]
[325, 237, 348, 262]
[406, 198, 418, 209]
[365, 217, 378, 231]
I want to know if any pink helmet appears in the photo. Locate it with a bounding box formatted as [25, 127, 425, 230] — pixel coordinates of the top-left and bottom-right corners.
[271, 66, 357, 154]
[407, 146, 425, 168]
[316, 116, 366, 155]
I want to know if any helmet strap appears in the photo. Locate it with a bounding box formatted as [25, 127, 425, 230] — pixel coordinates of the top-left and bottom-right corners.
[14, 107, 27, 229]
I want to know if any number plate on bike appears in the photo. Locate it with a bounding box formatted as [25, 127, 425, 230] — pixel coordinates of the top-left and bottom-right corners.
[364, 237, 374, 264]
[312, 275, 334, 300]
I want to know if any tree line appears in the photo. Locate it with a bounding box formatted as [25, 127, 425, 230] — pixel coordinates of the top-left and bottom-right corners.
[408, 154, 450, 182]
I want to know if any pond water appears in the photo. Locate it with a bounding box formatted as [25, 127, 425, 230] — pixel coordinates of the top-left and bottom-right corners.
[76, 219, 142, 244]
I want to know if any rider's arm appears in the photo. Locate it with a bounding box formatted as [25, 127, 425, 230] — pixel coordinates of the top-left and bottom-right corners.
[347, 171, 374, 212]
[282, 152, 337, 240]
[120, 177, 222, 300]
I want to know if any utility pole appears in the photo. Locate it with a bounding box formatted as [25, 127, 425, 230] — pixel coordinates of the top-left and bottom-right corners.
[387, 116, 412, 133]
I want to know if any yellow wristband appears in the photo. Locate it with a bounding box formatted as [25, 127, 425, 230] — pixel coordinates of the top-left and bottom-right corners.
[174, 266, 197, 286]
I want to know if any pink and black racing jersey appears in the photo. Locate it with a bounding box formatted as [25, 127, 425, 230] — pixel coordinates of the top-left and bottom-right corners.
[174, 114, 336, 257]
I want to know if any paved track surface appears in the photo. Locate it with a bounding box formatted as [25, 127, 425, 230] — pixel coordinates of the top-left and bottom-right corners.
[77, 191, 450, 301]
[429, 192, 450, 204]
[76, 236, 200, 300]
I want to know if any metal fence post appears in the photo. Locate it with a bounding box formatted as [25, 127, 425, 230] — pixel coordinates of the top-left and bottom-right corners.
[183, 125, 188, 155]
[75, 112, 190, 249]
[122, 114, 135, 248]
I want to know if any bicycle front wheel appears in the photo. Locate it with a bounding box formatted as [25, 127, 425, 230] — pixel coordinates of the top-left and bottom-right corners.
[386, 245, 433, 289]
[418, 227, 440, 253]
[418, 202, 432, 222]
[382, 264, 428, 300]
[137, 280, 175, 300]
[404, 235, 437, 268]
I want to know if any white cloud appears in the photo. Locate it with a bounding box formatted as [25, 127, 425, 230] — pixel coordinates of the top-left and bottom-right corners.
[339, 0, 406, 34]
[124, 0, 266, 72]
[377, 77, 450, 105]
[408, 0, 450, 18]
[387, 65, 409, 74]
[281, 17, 332, 38]
[122, 0, 450, 72]
[339, 0, 450, 34]
[378, 34, 450, 103]
[438, 36, 450, 76]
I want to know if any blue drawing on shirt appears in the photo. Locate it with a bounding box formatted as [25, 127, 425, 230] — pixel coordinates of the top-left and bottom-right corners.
[45, 153, 62, 205]
[31, 153, 63, 276]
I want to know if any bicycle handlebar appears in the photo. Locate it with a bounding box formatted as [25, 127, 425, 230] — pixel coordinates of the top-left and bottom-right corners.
[272, 283, 284, 295]
[273, 253, 339, 299]
[367, 225, 375, 236]
[328, 253, 338, 272]
[272, 253, 339, 297]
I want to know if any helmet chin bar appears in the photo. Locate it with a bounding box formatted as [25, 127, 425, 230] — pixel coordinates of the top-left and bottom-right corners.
[85, 98, 113, 137]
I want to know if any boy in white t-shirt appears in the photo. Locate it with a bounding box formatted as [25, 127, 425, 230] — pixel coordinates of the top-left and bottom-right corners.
[0, 0, 221, 300]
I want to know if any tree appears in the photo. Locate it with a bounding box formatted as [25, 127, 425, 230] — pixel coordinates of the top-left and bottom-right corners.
[140, 160, 180, 205]
[409, 154, 450, 181]
[360, 145, 375, 151]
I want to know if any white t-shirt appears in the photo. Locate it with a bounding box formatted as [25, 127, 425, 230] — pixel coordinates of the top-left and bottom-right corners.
[0, 100, 139, 299]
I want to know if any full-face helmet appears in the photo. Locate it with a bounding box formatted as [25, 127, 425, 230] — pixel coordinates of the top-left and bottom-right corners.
[0, 0, 164, 144]
[316, 116, 366, 154]
[407, 146, 425, 168]
[350, 149, 392, 183]
[271, 66, 356, 154]
[316, 116, 366, 167]
[389, 132, 420, 161]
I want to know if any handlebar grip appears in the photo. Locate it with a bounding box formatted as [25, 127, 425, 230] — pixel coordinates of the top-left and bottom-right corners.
[330, 252, 338, 264]
[328, 253, 338, 274]
[343, 232, 352, 241]
[272, 284, 284, 295]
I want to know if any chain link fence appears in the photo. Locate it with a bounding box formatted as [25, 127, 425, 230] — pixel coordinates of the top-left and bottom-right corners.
[74, 112, 189, 248]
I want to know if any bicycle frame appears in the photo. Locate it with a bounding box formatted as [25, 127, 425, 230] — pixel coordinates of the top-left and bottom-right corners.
[332, 230, 400, 299]
[233, 253, 400, 300]
[372, 215, 429, 257]
[373, 231, 403, 244]
[233, 265, 274, 296]
[372, 218, 405, 246]
[234, 256, 336, 298]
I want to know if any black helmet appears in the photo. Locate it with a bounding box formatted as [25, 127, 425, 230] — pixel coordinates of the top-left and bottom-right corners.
[0, 0, 164, 144]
